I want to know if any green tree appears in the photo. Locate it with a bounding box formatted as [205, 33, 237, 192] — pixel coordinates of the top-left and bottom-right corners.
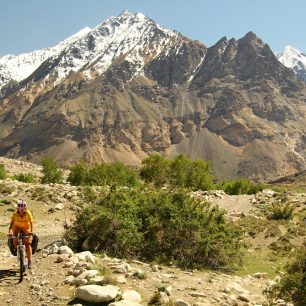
[67, 161, 89, 186]
[140, 154, 170, 187]
[0, 163, 7, 180]
[186, 159, 214, 190]
[41, 157, 63, 184]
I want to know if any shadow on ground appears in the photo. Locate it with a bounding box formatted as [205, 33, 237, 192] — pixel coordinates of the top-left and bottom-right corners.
[68, 298, 111, 305]
[0, 269, 19, 286]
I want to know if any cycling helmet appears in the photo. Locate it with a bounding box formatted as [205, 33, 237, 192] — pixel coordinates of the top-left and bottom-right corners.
[17, 200, 27, 209]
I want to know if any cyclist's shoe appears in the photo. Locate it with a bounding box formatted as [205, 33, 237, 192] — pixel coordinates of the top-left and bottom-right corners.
[28, 261, 32, 269]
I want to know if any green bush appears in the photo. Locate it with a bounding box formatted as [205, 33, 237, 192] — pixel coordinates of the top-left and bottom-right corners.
[140, 154, 170, 187]
[0, 163, 7, 180]
[140, 154, 214, 190]
[67, 161, 139, 187]
[65, 187, 243, 270]
[87, 162, 139, 187]
[217, 178, 265, 195]
[268, 202, 295, 220]
[41, 157, 63, 184]
[13, 173, 35, 183]
[67, 161, 89, 186]
[266, 246, 306, 305]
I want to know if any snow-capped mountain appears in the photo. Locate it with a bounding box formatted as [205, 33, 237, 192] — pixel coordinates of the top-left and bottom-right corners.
[0, 27, 91, 90]
[0, 11, 305, 181]
[0, 11, 180, 94]
[276, 45, 306, 82]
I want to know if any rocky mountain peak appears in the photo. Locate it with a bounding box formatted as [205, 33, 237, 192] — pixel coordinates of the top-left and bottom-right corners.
[0, 14, 305, 181]
[276, 45, 306, 82]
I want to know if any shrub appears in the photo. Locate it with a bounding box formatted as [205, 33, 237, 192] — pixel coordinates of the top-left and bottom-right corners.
[266, 246, 306, 306]
[218, 178, 265, 195]
[0, 163, 7, 180]
[268, 202, 295, 220]
[41, 157, 63, 184]
[87, 162, 139, 187]
[67, 161, 89, 186]
[65, 187, 243, 270]
[140, 154, 170, 187]
[13, 173, 35, 183]
[169, 154, 214, 190]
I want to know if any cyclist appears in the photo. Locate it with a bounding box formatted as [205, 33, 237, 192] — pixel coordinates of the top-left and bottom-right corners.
[7, 200, 34, 269]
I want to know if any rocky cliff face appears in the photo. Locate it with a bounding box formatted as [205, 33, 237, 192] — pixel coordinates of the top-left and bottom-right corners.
[0, 11, 305, 180]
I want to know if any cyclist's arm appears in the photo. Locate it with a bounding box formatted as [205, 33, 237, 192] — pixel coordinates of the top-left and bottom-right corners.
[30, 221, 34, 234]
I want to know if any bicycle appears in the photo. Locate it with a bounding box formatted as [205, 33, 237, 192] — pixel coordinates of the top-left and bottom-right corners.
[8, 232, 33, 282]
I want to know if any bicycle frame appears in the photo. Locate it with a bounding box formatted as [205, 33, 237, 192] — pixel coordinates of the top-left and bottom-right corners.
[13, 232, 31, 282]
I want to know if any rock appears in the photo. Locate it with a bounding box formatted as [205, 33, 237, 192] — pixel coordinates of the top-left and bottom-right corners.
[76, 270, 99, 280]
[109, 301, 142, 306]
[56, 254, 71, 263]
[59, 246, 74, 255]
[75, 285, 121, 303]
[189, 292, 207, 298]
[165, 286, 173, 296]
[225, 282, 249, 294]
[64, 275, 74, 284]
[122, 290, 142, 302]
[89, 276, 104, 285]
[73, 278, 88, 286]
[159, 292, 170, 304]
[252, 272, 267, 279]
[238, 293, 250, 302]
[175, 300, 191, 306]
[76, 251, 96, 264]
[114, 265, 128, 274]
[116, 275, 127, 284]
[55, 203, 64, 210]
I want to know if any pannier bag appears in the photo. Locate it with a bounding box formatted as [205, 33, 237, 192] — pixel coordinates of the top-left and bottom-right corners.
[7, 233, 39, 256]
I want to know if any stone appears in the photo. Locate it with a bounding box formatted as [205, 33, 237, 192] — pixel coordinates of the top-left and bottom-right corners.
[109, 301, 142, 306]
[122, 290, 142, 302]
[175, 300, 191, 306]
[59, 246, 74, 255]
[75, 285, 121, 303]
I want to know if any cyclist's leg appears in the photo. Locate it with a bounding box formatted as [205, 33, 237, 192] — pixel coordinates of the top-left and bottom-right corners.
[12, 225, 22, 248]
[24, 229, 33, 267]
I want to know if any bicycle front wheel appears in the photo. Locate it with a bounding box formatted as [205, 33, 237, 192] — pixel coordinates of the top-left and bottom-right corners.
[19, 247, 25, 281]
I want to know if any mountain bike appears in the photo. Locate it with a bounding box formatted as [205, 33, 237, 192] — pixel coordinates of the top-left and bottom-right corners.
[8, 233, 33, 282]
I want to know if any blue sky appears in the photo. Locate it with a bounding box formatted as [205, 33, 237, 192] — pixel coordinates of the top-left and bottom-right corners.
[1, 0, 305, 57]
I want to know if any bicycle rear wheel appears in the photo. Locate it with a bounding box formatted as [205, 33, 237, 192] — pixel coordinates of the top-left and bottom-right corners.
[19, 247, 25, 281]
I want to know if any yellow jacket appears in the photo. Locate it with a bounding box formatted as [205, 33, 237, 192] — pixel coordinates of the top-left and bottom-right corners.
[11, 209, 33, 230]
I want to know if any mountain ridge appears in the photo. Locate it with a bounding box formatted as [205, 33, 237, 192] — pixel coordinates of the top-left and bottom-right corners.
[0, 11, 305, 181]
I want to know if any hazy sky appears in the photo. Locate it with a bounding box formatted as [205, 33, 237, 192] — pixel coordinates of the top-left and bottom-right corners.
[1, 0, 305, 57]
